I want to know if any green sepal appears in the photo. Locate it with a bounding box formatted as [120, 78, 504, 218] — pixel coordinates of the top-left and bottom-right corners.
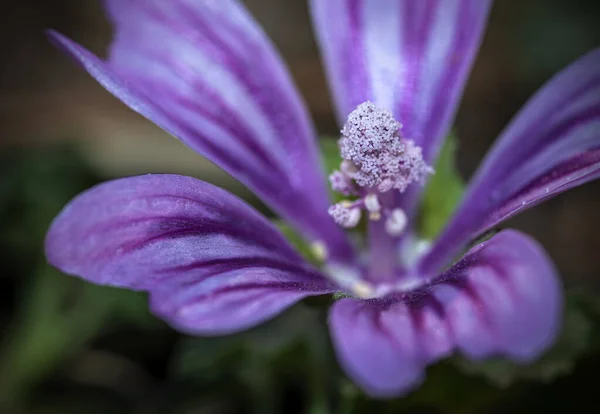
[319, 137, 345, 203]
[418, 133, 465, 240]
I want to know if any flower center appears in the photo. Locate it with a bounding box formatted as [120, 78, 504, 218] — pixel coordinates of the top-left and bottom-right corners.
[328, 101, 432, 235]
[325, 102, 434, 297]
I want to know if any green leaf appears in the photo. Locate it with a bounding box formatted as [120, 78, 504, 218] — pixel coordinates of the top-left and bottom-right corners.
[319, 137, 345, 203]
[418, 134, 465, 240]
[334, 361, 501, 414]
[0, 145, 157, 407]
[171, 304, 324, 380]
[319, 137, 342, 175]
[452, 292, 596, 388]
[0, 266, 156, 407]
[170, 305, 334, 413]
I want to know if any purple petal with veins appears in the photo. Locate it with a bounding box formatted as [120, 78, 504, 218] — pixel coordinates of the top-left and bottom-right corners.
[45, 174, 333, 335]
[420, 48, 600, 274]
[329, 230, 561, 397]
[43, 0, 600, 400]
[47, 0, 354, 263]
[311, 0, 492, 218]
[309, 0, 491, 165]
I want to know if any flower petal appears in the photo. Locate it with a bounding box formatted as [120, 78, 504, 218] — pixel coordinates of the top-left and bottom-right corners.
[329, 298, 428, 397]
[310, 0, 492, 164]
[329, 230, 561, 397]
[420, 48, 600, 274]
[434, 230, 562, 361]
[47, 0, 354, 262]
[150, 267, 330, 335]
[46, 174, 332, 334]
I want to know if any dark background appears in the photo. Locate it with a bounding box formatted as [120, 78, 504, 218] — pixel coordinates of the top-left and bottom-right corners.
[0, 0, 599, 413]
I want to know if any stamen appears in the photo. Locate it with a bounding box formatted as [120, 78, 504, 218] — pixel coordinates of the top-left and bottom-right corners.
[364, 194, 381, 214]
[385, 208, 408, 236]
[328, 202, 362, 228]
[310, 241, 328, 262]
[369, 212, 381, 221]
[329, 170, 357, 196]
[325, 100, 434, 288]
[338, 101, 433, 192]
[364, 193, 382, 221]
[340, 159, 358, 175]
[351, 281, 375, 299]
[324, 263, 376, 299]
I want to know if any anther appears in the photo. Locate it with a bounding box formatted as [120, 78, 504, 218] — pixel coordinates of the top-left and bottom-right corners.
[328, 202, 362, 228]
[385, 208, 408, 236]
[310, 241, 328, 262]
[364, 194, 382, 220]
[364, 194, 381, 213]
[369, 212, 381, 221]
[329, 170, 356, 196]
[327, 102, 434, 232]
[351, 281, 375, 299]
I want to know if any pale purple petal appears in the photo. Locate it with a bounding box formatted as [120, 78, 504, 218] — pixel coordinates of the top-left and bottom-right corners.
[421, 49, 600, 274]
[150, 267, 329, 335]
[310, 0, 492, 164]
[47, 0, 354, 262]
[329, 298, 428, 397]
[329, 230, 561, 397]
[46, 174, 332, 334]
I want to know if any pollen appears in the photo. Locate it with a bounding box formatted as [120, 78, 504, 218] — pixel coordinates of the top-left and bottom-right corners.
[328, 202, 362, 228]
[327, 102, 434, 232]
[310, 241, 328, 262]
[385, 208, 408, 236]
[338, 101, 433, 192]
[364, 194, 381, 213]
[329, 170, 357, 196]
[351, 281, 375, 299]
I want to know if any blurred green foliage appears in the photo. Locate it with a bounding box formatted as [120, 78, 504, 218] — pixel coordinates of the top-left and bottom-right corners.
[0, 146, 157, 411]
[418, 134, 465, 241]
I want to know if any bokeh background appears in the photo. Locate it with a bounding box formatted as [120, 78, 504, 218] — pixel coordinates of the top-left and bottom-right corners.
[1, 0, 599, 413]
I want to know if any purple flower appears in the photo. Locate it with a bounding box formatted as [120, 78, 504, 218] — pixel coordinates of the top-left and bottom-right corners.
[45, 0, 600, 398]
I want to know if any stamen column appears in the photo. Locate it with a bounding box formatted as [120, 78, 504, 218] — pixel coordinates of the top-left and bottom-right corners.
[328, 102, 433, 280]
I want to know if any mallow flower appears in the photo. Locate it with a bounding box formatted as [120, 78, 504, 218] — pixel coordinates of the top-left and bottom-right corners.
[45, 0, 600, 397]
